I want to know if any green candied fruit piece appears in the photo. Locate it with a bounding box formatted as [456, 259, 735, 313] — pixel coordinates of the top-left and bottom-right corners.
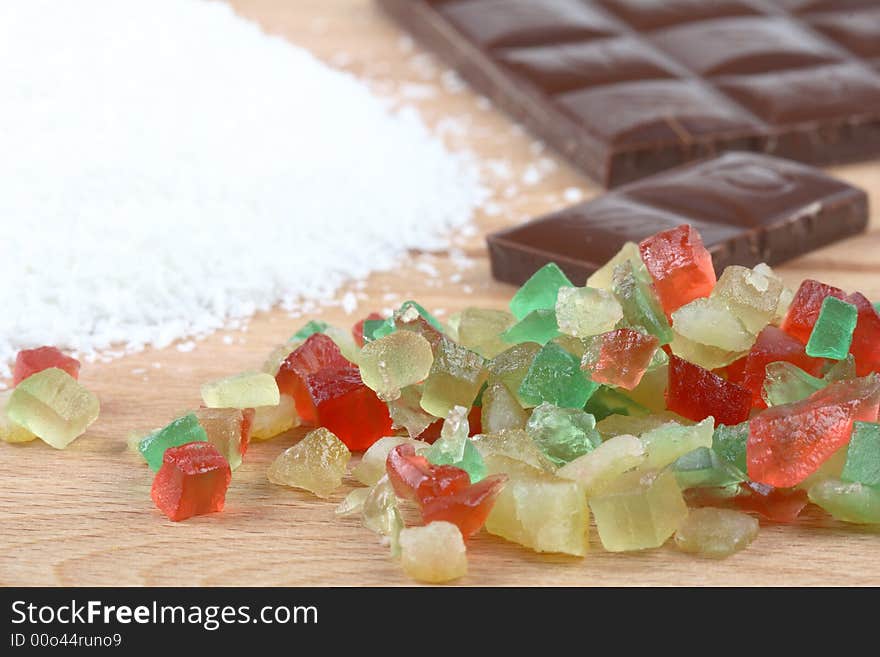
[584, 386, 649, 422]
[762, 361, 825, 406]
[674, 508, 759, 558]
[138, 413, 208, 471]
[7, 368, 100, 449]
[806, 296, 858, 360]
[711, 264, 784, 335]
[874, 301, 880, 315]
[589, 468, 688, 552]
[489, 343, 541, 406]
[419, 337, 488, 419]
[808, 478, 880, 524]
[611, 260, 673, 345]
[554, 286, 623, 339]
[671, 297, 754, 354]
[509, 263, 573, 321]
[358, 331, 434, 402]
[525, 402, 601, 467]
[640, 417, 714, 469]
[201, 371, 280, 409]
[711, 422, 749, 473]
[586, 241, 641, 291]
[841, 421, 880, 487]
[672, 447, 745, 490]
[481, 381, 528, 434]
[518, 342, 598, 409]
[501, 309, 561, 346]
[362, 476, 405, 554]
[423, 406, 486, 482]
[557, 434, 646, 497]
[362, 318, 389, 343]
[290, 320, 330, 341]
[457, 308, 515, 359]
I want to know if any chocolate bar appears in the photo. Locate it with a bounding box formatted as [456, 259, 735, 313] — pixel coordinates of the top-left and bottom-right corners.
[487, 152, 868, 285]
[378, 0, 880, 187]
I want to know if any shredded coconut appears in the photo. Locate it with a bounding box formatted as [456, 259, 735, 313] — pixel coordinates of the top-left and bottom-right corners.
[0, 0, 487, 377]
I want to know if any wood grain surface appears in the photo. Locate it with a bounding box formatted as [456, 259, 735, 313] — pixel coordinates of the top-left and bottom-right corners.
[2, 0, 879, 587]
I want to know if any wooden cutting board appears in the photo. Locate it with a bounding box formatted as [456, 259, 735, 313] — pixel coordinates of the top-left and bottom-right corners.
[1, 0, 878, 586]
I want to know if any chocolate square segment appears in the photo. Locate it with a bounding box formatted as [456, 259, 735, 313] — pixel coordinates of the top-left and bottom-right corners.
[487, 153, 868, 286]
[597, 0, 757, 30]
[806, 10, 880, 59]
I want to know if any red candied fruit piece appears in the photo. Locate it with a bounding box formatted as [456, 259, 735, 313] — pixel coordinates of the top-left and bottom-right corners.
[586, 328, 658, 390]
[780, 279, 846, 344]
[421, 474, 508, 538]
[736, 326, 824, 409]
[151, 442, 231, 522]
[722, 355, 747, 382]
[276, 334, 353, 424]
[417, 419, 443, 444]
[666, 355, 751, 427]
[239, 408, 255, 457]
[352, 312, 383, 347]
[734, 482, 809, 524]
[386, 444, 471, 503]
[845, 292, 880, 376]
[467, 405, 482, 436]
[306, 365, 392, 451]
[747, 375, 880, 488]
[13, 346, 81, 386]
[638, 225, 716, 316]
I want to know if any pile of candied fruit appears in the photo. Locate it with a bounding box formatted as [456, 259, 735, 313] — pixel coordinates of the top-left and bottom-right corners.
[4, 224, 880, 583]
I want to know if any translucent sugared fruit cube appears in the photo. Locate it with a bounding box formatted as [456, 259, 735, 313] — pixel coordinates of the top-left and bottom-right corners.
[423, 407, 487, 483]
[639, 225, 716, 316]
[473, 429, 556, 473]
[481, 381, 528, 434]
[712, 263, 784, 334]
[805, 296, 858, 360]
[666, 355, 751, 427]
[846, 293, 880, 376]
[353, 436, 423, 486]
[672, 447, 745, 490]
[596, 411, 684, 441]
[711, 421, 749, 473]
[456, 308, 515, 359]
[399, 521, 468, 583]
[525, 402, 601, 467]
[501, 309, 561, 346]
[518, 342, 597, 409]
[641, 418, 714, 469]
[251, 394, 298, 441]
[13, 346, 81, 386]
[554, 286, 623, 339]
[586, 241, 641, 291]
[669, 331, 740, 371]
[386, 443, 470, 503]
[671, 297, 753, 353]
[276, 333, 353, 423]
[488, 343, 541, 407]
[419, 337, 488, 419]
[841, 421, 880, 487]
[509, 263, 573, 320]
[674, 508, 758, 558]
[808, 478, 880, 524]
[584, 385, 649, 422]
[193, 407, 254, 471]
[306, 365, 393, 451]
[267, 427, 351, 499]
[747, 375, 880, 488]
[780, 279, 846, 344]
[362, 475, 404, 548]
[388, 386, 437, 439]
[589, 468, 688, 552]
[358, 330, 434, 402]
[582, 328, 658, 390]
[762, 362, 825, 407]
[556, 434, 645, 497]
[485, 469, 589, 556]
[421, 474, 507, 538]
[201, 371, 280, 409]
[7, 368, 100, 449]
[138, 413, 208, 471]
[151, 442, 231, 522]
[0, 391, 36, 443]
[612, 260, 673, 345]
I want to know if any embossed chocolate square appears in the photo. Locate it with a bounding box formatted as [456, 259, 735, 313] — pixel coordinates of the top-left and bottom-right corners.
[487, 152, 868, 286]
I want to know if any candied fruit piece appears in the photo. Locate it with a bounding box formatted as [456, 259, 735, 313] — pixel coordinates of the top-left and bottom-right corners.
[473, 429, 556, 473]
[612, 260, 673, 345]
[556, 433, 645, 497]
[805, 296, 857, 360]
[738, 326, 825, 408]
[626, 357, 669, 412]
[267, 427, 350, 499]
[525, 402, 601, 467]
[276, 333, 352, 423]
[596, 411, 684, 441]
[641, 417, 714, 469]
[518, 342, 598, 409]
[362, 475, 404, 550]
[457, 308, 515, 359]
[358, 330, 433, 402]
[388, 386, 437, 439]
[781, 279, 846, 344]
[808, 478, 880, 524]
[201, 371, 279, 409]
[335, 488, 370, 517]
[193, 407, 253, 470]
[398, 521, 468, 583]
[674, 508, 758, 558]
[386, 443, 470, 503]
[423, 406, 486, 483]
[353, 312, 383, 347]
[639, 225, 716, 316]
[712, 264, 784, 334]
[841, 421, 880, 487]
[671, 297, 753, 354]
[846, 293, 880, 376]
[581, 328, 658, 390]
[666, 355, 751, 426]
[488, 343, 541, 407]
[509, 263, 573, 320]
[7, 368, 100, 449]
[501, 309, 561, 346]
[555, 286, 623, 339]
[151, 442, 231, 522]
[420, 337, 488, 419]
[354, 436, 424, 486]
[421, 474, 507, 538]
[13, 346, 80, 386]
[0, 391, 37, 443]
[762, 362, 825, 407]
[669, 331, 740, 370]
[584, 385, 649, 421]
[138, 413, 208, 471]
[712, 421, 749, 473]
[589, 468, 688, 552]
[291, 320, 330, 342]
[251, 394, 298, 441]
[672, 447, 745, 490]
[586, 241, 641, 291]
[481, 381, 528, 433]
[747, 375, 880, 487]
[735, 481, 808, 523]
